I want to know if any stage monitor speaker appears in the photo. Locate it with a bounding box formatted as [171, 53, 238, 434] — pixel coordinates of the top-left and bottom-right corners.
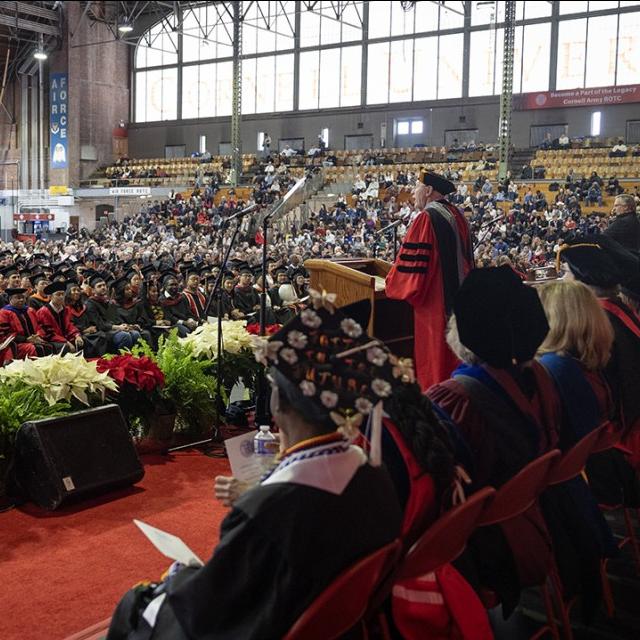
[11, 404, 144, 510]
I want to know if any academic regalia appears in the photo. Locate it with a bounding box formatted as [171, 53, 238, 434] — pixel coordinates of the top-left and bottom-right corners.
[386, 198, 473, 391]
[85, 296, 138, 352]
[107, 435, 402, 640]
[66, 303, 109, 357]
[0, 305, 54, 358]
[268, 285, 295, 324]
[233, 284, 260, 318]
[36, 303, 80, 352]
[113, 300, 152, 346]
[219, 289, 238, 319]
[161, 292, 198, 326]
[429, 362, 560, 616]
[27, 294, 50, 312]
[183, 288, 208, 321]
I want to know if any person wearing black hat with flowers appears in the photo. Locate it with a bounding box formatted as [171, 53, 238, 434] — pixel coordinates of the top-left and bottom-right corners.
[107, 292, 403, 640]
[0, 287, 54, 359]
[386, 169, 474, 392]
[36, 281, 84, 354]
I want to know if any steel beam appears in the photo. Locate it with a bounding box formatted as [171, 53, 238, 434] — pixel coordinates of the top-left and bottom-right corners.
[231, 0, 243, 186]
[497, 0, 515, 182]
[0, 13, 60, 37]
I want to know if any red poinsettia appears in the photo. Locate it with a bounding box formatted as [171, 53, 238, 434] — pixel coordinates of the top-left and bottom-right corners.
[245, 323, 282, 336]
[97, 354, 164, 392]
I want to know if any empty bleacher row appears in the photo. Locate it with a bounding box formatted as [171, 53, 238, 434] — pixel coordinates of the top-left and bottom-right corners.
[532, 148, 640, 180]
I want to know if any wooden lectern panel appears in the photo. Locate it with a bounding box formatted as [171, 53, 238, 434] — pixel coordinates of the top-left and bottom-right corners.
[304, 259, 414, 358]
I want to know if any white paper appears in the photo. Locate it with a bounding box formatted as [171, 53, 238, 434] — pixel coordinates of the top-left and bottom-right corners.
[133, 519, 204, 567]
[224, 431, 264, 484]
[142, 593, 166, 628]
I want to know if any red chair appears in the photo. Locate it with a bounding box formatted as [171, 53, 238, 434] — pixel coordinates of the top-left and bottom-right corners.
[477, 449, 561, 527]
[395, 486, 496, 581]
[368, 487, 496, 640]
[587, 423, 640, 616]
[474, 450, 562, 640]
[544, 427, 611, 640]
[283, 538, 402, 640]
[590, 421, 621, 454]
[547, 425, 605, 486]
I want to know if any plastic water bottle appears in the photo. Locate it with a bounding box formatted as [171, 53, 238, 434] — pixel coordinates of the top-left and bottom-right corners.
[254, 425, 278, 473]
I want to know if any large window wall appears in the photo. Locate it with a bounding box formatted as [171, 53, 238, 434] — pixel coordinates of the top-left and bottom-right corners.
[134, 1, 640, 123]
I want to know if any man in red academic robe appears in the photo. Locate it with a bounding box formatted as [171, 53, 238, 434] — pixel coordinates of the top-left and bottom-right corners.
[0, 287, 54, 359]
[385, 170, 474, 390]
[36, 282, 84, 354]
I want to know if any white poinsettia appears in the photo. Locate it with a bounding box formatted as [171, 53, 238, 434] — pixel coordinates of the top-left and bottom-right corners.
[340, 318, 363, 338]
[0, 353, 118, 406]
[181, 320, 254, 359]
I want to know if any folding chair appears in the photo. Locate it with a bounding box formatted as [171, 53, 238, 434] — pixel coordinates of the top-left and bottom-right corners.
[283, 539, 402, 640]
[367, 487, 496, 640]
[475, 450, 562, 640]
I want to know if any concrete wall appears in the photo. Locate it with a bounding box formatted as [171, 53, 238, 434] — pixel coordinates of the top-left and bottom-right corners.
[128, 99, 640, 158]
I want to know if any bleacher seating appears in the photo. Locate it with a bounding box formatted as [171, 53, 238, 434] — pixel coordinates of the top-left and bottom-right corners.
[532, 148, 640, 180]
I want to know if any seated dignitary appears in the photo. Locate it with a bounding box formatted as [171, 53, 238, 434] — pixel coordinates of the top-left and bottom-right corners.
[160, 274, 199, 334]
[0, 286, 54, 359]
[36, 281, 84, 354]
[107, 296, 402, 640]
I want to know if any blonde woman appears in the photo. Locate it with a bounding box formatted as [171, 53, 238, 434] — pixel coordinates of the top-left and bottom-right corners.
[537, 279, 619, 611]
[537, 279, 614, 445]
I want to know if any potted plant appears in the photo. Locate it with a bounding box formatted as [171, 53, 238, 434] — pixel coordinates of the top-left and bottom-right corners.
[181, 320, 262, 401]
[133, 331, 225, 440]
[96, 353, 172, 445]
[0, 353, 118, 409]
[0, 380, 70, 503]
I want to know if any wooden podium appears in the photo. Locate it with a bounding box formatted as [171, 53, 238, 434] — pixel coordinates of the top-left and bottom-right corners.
[304, 258, 414, 358]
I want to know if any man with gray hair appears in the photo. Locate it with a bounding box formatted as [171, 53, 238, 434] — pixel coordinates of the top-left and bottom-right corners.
[604, 194, 640, 253]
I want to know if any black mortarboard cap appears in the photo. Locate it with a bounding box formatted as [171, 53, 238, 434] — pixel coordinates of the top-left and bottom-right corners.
[44, 281, 67, 296]
[454, 266, 549, 369]
[420, 170, 456, 196]
[5, 287, 27, 296]
[557, 235, 639, 288]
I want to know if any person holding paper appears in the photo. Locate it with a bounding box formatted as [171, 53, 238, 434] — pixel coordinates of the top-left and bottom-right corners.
[107, 291, 403, 640]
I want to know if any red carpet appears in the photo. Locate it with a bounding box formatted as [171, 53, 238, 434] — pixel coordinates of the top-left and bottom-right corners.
[0, 451, 231, 640]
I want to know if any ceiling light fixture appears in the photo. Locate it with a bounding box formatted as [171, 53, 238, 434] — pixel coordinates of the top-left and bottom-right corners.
[118, 19, 134, 33]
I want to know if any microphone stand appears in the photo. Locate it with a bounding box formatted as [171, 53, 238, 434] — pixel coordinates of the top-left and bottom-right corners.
[255, 176, 308, 426]
[169, 202, 259, 453]
[374, 217, 406, 261]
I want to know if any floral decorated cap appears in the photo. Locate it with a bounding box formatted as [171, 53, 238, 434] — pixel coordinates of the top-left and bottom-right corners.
[253, 290, 416, 436]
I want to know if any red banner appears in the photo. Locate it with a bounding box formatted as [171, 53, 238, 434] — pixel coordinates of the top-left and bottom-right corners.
[514, 84, 640, 110]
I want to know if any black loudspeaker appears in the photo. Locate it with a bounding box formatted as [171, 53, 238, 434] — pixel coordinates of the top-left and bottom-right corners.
[11, 404, 145, 510]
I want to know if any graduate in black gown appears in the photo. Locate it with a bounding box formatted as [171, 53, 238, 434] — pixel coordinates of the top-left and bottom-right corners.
[65, 283, 109, 357]
[111, 277, 151, 347]
[107, 294, 403, 640]
[160, 274, 199, 333]
[233, 264, 260, 320]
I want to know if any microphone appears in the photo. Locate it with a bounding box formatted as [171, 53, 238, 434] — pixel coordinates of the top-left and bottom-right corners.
[224, 203, 260, 223]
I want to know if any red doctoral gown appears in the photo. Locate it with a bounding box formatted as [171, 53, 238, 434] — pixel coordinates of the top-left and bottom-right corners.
[386, 200, 474, 390]
[36, 303, 80, 344]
